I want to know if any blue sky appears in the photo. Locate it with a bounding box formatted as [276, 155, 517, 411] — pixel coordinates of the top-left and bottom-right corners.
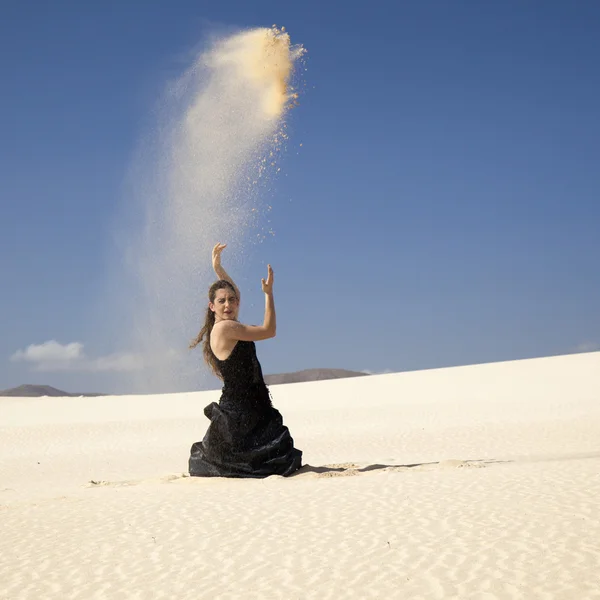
[1, 1, 599, 393]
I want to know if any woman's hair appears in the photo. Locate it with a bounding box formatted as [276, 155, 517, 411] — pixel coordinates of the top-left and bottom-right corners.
[189, 280, 237, 378]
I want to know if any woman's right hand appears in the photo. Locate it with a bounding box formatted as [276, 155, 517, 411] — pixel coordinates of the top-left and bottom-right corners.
[261, 264, 274, 294]
[212, 243, 227, 271]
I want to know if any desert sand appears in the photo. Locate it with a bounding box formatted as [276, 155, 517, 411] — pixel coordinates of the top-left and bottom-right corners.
[1, 351, 599, 599]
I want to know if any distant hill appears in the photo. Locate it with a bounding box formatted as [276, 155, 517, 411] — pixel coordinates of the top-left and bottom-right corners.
[2, 370, 368, 397]
[264, 369, 369, 385]
[0, 385, 104, 397]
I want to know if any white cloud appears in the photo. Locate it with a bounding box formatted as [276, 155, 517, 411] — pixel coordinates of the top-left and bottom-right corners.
[360, 368, 395, 375]
[10, 341, 144, 373]
[88, 353, 144, 373]
[572, 341, 600, 353]
[11, 340, 84, 364]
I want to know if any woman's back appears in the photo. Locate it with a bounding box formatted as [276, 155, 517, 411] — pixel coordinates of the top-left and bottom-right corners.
[216, 341, 272, 411]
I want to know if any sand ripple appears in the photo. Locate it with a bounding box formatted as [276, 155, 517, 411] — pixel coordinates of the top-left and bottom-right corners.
[2, 456, 599, 599]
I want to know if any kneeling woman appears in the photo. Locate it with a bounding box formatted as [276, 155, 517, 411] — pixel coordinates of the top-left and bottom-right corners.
[188, 243, 302, 478]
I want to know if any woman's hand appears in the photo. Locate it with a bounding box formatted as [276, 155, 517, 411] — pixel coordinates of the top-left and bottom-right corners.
[211, 242, 241, 301]
[212, 243, 227, 273]
[261, 264, 274, 294]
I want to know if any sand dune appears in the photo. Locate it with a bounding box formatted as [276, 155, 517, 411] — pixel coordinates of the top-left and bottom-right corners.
[1, 351, 599, 599]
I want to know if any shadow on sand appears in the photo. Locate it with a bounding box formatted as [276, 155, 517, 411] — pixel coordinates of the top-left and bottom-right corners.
[293, 458, 511, 477]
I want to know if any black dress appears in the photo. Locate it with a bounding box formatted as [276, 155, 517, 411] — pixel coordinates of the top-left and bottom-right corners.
[189, 340, 302, 478]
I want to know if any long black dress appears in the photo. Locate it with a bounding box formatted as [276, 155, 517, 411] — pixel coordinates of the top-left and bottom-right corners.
[189, 340, 302, 478]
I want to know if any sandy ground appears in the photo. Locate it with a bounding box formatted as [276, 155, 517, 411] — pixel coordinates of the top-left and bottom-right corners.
[1, 351, 600, 599]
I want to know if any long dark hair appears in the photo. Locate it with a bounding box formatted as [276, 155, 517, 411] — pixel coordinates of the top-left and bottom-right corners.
[189, 280, 237, 378]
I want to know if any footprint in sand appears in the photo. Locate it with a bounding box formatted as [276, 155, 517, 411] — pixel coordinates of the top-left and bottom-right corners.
[86, 473, 190, 488]
[438, 459, 487, 469]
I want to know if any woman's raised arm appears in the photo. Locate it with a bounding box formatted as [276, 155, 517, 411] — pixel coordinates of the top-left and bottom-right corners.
[212, 243, 241, 301]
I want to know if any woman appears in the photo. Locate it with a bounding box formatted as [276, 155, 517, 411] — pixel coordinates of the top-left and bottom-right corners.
[188, 243, 302, 478]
